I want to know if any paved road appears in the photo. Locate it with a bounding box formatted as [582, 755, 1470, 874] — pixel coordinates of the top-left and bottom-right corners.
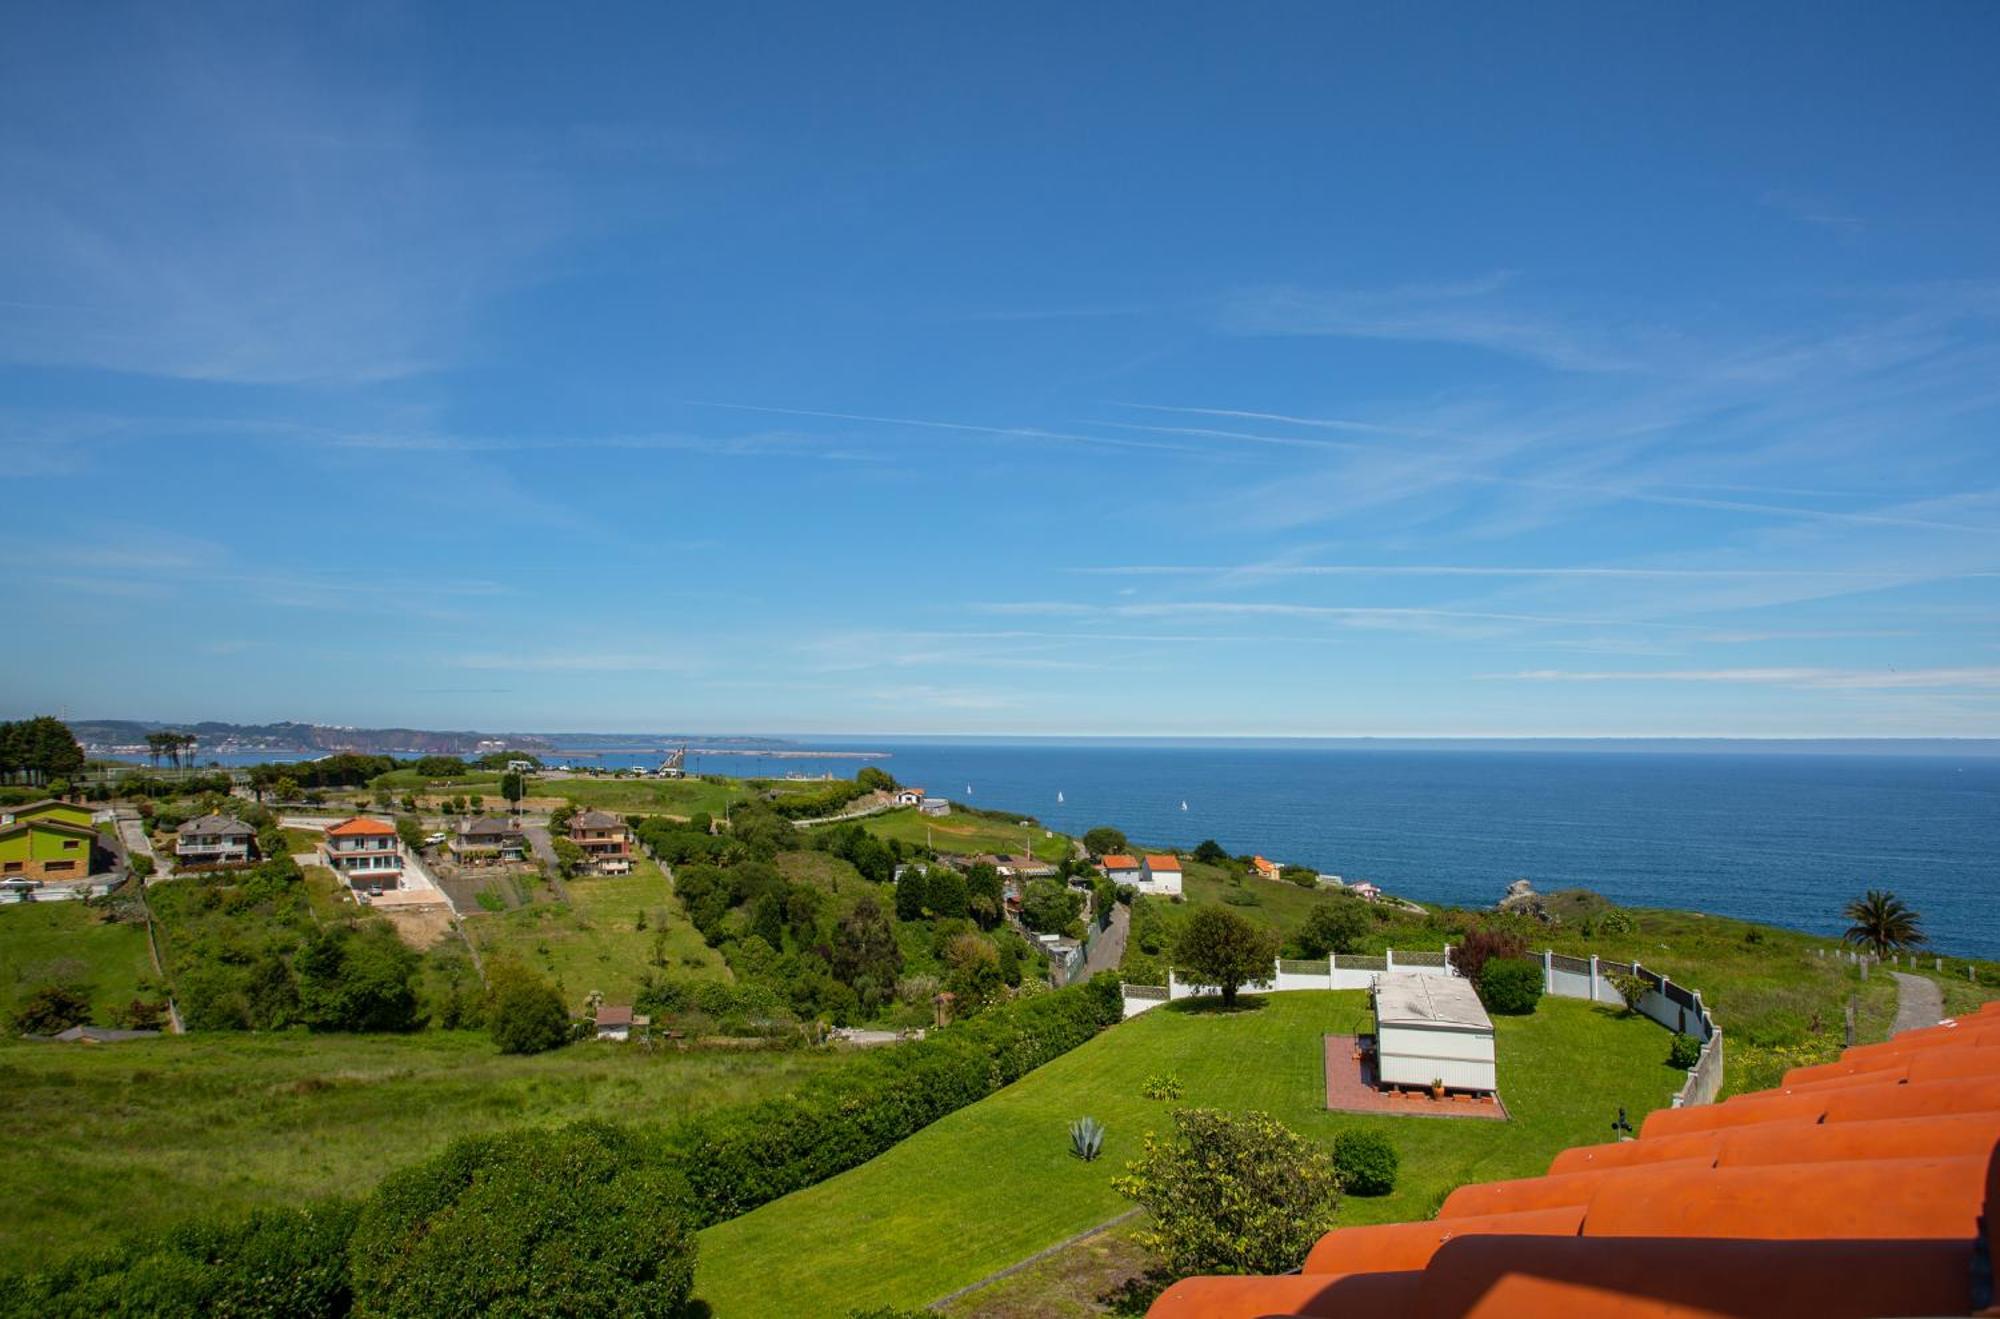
[1082, 902, 1130, 979]
[1889, 970, 1944, 1035]
[522, 824, 558, 868]
[115, 814, 167, 881]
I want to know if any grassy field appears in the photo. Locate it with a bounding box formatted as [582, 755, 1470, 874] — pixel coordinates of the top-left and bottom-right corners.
[694, 990, 1682, 1316]
[0, 1030, 832, 1271]
[536, 776, 748, 818]
[460, 856, 728, 1008]
[0, 903, 158, 1023]
[864, 806, 1073, 863]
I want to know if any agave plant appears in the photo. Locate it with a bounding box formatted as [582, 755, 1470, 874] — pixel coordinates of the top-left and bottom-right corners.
[1069, 1115, 1105, 1162]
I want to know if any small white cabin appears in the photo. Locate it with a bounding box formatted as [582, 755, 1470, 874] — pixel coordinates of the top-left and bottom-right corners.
[1371, 972, 1497, 1095]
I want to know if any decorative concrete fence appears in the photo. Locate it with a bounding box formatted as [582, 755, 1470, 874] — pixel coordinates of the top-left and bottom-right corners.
[1537, 950, 1722, 1108]
[1120, 947, 1460, 1018]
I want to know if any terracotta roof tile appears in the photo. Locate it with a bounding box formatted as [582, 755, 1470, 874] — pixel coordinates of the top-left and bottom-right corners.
[1145, 1006, 2000, 1319]
[325, 816, 396, 837]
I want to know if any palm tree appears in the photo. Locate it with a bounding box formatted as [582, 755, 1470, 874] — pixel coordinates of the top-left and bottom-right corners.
[1843, 889, 1927, 957]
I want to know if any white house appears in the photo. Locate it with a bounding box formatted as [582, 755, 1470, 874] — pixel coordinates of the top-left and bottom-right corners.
[1139, 854, 1183, 897]
[1371, 972, 1497, 1095]
[919, 797, 950, 817]
[1100, 855, 1142, 888]
[1350, 880, 1382, 901]
[894, 788, 927, 807]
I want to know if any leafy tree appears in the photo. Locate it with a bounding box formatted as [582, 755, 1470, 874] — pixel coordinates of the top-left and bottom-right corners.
[498, 771, 525, 813]
[11, 983, 91, 1035]
[394, 815, 426, 854]
[944, 932, 1001, 1012]
[1331, 1130, 1399, 1197]
[894, 865, 928, 922]
[548, 803, 576, 834]
[347, 1122, 695, 1317]
[552, 837, 586, 879]
[856, 766, 898, 793]
[273, 775, 301, 804]
[1449, 924, 1528, 985]
[1842, 888, 1927, 957]
[488, 964, 570, 1055]
[295, 924, 421, 1032]
[924, 867, 969, 920]
[1173, 907, 1279, 1007]
[1082, 826, 1128, 858]
[1020, 878, 1082, 934]
[1191, 839, 1228, 865]
[964, 861, 1003, 929]
[1297, 899, 1370, 958]
[1476, 957, 1544, 1015]
[0, 716, 85, 784]
[1605, 970, 1651, 1015]
[1115, 1108, 1341, 1277]
[830, 894, 903, 1008]
[413, 755, 468, 778]
[749, 891, 788, 950]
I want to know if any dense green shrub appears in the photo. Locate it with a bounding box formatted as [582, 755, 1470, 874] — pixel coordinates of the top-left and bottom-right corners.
[1668, 1031, 1703, 1069]
[1296, 898, 1369, 958]
[0, 1201, 359, 1319]
[1115, 1109, 1341, 1277]
[1477, 958, 1545, 1015]
[10, 983, 91, 1036]
[348, 1122, 694, 1318]
[486, 964, 570, 1055]
[662, 981, 1121, 1224]
[1331, 1130, 1399, 1196]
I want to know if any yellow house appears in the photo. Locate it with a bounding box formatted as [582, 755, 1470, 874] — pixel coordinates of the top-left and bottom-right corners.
[0, 819, 97, 881]
[0, 799, 93, 830]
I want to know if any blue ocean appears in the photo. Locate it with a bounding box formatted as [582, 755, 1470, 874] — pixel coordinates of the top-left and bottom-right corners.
[658, 739, 2000, 961]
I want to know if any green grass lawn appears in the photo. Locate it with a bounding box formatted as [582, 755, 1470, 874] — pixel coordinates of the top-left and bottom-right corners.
[460, 856, 728, 1008]
[537, 776, 748, 819]
[0, 903, 158, 1023]
[0, 1030, 832, 1271]
[694, 990, 1682, 1316]
[864, 806, 1072, 863]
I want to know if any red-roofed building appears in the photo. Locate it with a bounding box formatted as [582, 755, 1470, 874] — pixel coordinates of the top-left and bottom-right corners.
[1141, 854, 1182, 897]
[321, 816, 404, 889]
[1101, 855, 1142, 887]
[1251, 855, 1281, 881]
[1145, 999, 2000, 1319]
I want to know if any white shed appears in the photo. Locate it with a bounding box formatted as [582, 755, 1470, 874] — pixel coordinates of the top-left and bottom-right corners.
[1371, 972, 1497, 1095]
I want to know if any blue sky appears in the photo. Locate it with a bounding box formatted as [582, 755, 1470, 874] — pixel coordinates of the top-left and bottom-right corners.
[5, 3, 2000, 737]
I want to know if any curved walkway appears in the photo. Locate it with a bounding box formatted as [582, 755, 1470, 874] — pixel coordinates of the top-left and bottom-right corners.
[1889, 970, 1944, 1035]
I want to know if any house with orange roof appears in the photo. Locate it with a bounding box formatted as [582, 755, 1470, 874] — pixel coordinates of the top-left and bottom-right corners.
[1143, 998, 2000, 1319]
[894, 787, 927, 807]
[1100, 854, 1142, 888]
[1251, 855, 1281, 881]
[320, 816, 404, 889]
[1141, 854, 1183, 897]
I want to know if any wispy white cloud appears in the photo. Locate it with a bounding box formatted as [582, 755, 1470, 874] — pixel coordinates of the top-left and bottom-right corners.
[1219, 274, 1647, 373]
[1503, 667, 2000, 691]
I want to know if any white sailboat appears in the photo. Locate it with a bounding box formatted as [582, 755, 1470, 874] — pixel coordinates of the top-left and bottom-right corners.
[1057, 790, 1065, 804]
[1180, 799, 1188, 811]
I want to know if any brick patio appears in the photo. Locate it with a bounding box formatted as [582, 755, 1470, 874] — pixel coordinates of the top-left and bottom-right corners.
[1324, 1033, 1508, 1120]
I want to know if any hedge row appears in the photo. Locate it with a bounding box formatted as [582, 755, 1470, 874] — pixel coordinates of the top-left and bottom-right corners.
[0, 977, 1126, 1316]
[662, 974, 1124, 1223]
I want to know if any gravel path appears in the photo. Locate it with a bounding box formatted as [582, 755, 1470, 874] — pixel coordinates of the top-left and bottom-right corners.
[1889, 970, 1944, 1035]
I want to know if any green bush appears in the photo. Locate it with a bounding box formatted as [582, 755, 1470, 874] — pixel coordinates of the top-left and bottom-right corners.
[348, 1122, 693, 1317]
[1477, 958, 1545, 1015]
[487, 964, 570, 1055]
[1141, 1071, 1184, 1100]
[1331, 1130, 1399, 1197]
[0, 1201, 358, 1318]
[1668, 1031, 1703, 1069]
[663, 981, 1120, 1224]
[1114, 1109, 1341, 1277]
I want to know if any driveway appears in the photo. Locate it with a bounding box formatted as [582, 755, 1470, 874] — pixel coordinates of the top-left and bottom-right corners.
[116, 813, 167, 882]
[1083, 902, 1130, 979]
[1889, 970, 1944, 1035]
[522, 825, 558, 868]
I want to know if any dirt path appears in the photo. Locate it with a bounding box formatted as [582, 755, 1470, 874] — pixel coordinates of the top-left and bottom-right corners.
[1889, 970, 1944, 1035]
